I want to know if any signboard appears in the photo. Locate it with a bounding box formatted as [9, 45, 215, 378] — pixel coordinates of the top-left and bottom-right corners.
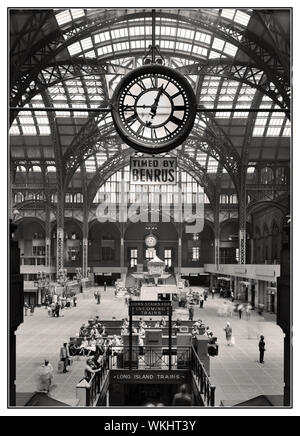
[130, 300, 171, 317]
[110, 370, 189, 384]
[130, 157, 177, 185]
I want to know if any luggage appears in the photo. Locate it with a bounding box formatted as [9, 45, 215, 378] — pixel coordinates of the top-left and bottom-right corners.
[58, 361, 64, 373]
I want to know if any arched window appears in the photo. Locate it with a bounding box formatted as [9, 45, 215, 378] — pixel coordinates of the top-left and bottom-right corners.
[275, 167, 287, 185]
[51, 193, 57, 203]
[65, 193, 73, 203]
[32, 165, 41, 172]
[220, 194, 228, 204]
[47, 166, 56, 173]
[246, 166, 258, 184]
[229, 194, 237, 204]
[261, 167, 274, 184]
[74, 193, 83, 203]
[14, 192, 24, 203]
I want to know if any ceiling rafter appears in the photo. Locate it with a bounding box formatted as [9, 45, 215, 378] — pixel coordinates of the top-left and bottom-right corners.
[10, 9, 289, 117]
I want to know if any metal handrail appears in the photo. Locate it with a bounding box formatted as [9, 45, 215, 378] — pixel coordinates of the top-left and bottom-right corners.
[86, 353, 110, 407]
[109, 345, 191, 369]
[190, 346, 216, 407]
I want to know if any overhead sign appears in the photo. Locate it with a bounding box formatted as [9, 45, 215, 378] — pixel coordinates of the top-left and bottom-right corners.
[130, 157, 177, 185]
[110, 370, 189, 384]
[130, 300, 171, 317]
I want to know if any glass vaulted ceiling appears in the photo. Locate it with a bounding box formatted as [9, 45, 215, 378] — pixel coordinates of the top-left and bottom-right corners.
[10, 8, 290, 177]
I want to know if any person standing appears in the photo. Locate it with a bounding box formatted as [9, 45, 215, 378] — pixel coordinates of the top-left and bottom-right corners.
[231, 291, 235, 302]
[224, 322, 233, 346]
[238, 303, 244, 320]
[259, 336, 266, 364]
[60, 343, 70, 373]
[172, 384, 193, 406]
[30, 304, 35, 316]
[188, 304, 194, 321]
[97, 291, 101, 305]
[199, 294, 204, 309]
[24, 302, 29, 316]
[211, 288, 215, 299]
[73, 296, 77, 307]
[104, 282, 107, 292]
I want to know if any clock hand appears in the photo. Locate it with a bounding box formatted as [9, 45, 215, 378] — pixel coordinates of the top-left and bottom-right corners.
[149, 85, 164, 117]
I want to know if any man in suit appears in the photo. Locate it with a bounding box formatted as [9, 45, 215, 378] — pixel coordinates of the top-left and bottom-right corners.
[259, 335, 266, 364]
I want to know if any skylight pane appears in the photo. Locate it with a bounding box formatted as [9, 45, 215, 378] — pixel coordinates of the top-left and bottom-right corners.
[212, 38, 225, 51]
[56, 10, 72, 26]
[68, 42, 81, 56]
[81, 37, 93, 51]
[267, 127, 281, 136]
[221, 9, 235, 20]
[9, 126, 20, 135]
[224, 42, 238, 57]
[234, 11, 251, 26]
[22, 126, 37, 135]
[71, 9, 85, 20]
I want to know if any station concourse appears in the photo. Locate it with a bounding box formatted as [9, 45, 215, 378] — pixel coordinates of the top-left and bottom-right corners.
[9, 8, 291, 408]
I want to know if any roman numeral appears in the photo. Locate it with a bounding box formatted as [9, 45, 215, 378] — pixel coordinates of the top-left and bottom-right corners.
[171, 91, 181, 99]
[151, 128, 158, 140]
[137, 80, 146, 91]
[169, 115, 182, 126]
[173, 105, 185, 111]
[136, 124, 145, 137]
[164, 125, 171, 136]
[125, 113, 138, 125]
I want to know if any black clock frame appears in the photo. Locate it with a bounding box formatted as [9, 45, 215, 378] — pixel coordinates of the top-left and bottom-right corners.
[111, 64, 197, 154]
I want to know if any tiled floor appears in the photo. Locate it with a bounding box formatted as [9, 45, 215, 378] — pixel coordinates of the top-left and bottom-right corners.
[16, 286, 284, 406]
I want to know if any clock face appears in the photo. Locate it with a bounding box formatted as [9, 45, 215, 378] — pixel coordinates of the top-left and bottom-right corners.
[111, 65, 197, 154]
[145, 234, 158, 248]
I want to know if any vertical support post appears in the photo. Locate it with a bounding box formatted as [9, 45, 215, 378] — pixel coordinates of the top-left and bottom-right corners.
[45, 202, 51, 268]
[82, 182, 89, 278]
[129, 302, 132, 370]
[214, 200, 220, 268]
[168, 303, 172, 371]
[239, 171, 247, 265]
[56, 198, 64, 278]
[151, 9, 156, 63]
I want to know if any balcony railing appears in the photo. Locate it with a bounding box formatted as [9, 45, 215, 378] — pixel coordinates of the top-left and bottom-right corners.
[76, 346, 216, 407]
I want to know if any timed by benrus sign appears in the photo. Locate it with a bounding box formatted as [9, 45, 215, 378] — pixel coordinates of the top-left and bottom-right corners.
[130, 157, 177, 184]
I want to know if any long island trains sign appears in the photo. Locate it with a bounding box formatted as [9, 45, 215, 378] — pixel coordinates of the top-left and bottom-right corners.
[110, 370, 190, 384]
[130, 156, 177, 184]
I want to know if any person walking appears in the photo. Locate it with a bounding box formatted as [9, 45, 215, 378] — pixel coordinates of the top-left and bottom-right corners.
[224, 322, 233, 346]
[238, 303, 244, 320]
[97, 291, 101, 305]
[231, 291, 235, 302]
[36, 360, 54, 393]
[73, 296, 77, 307]
[246, 304, 252, 321]
[30, 304, 35, 316]
[259, 335, 266, 364]
[104, 282, 107, 292]
[60, 343, 70, 373]
[211, 288, 215, 299]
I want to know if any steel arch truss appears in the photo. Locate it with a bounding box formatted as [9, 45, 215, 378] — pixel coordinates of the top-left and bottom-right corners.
[176, 59, 289, 111]
[10, 10, 290, 115]
[10, 59, 132, 112]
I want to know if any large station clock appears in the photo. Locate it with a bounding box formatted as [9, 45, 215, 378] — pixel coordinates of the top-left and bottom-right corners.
[111, 65, 197, 154]
[145, 234, 158, 248]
